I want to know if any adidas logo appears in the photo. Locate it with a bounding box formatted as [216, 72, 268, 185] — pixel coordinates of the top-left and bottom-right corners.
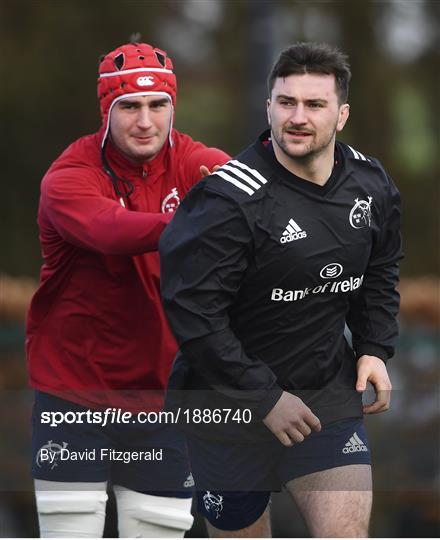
[280, 218, 307, 243]
[342, 432, 368, 454]
[183, 473, 195, 488]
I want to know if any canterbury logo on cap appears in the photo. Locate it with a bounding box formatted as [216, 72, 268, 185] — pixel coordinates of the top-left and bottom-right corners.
[137, 75, 155, 87]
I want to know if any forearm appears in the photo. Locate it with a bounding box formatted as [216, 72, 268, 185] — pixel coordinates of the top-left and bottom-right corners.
[43, 194, 172, 255]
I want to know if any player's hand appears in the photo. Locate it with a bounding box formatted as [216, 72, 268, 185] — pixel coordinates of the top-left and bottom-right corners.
[199, 164, 221, 177]
[262, 391, 321, 447]
[356, 355, 392, 414]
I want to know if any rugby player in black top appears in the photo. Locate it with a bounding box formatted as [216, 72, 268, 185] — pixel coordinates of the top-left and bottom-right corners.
[160, 43, 402, 537]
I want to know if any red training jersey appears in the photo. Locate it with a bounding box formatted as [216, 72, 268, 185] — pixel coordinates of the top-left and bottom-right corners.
[26, 128, 229, 411]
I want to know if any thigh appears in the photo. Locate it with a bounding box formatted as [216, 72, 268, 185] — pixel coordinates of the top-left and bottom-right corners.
[286, 464, 372, 537]
[32, 391, 112, 483]
[276, 417, 373, 536]
[111, 424, 193, 497]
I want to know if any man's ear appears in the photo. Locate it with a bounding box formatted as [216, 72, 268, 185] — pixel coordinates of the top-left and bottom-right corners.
[337, 103, 350, 132]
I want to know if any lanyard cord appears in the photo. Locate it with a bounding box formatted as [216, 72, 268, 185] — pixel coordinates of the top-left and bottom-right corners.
[100, 138, 134, 206]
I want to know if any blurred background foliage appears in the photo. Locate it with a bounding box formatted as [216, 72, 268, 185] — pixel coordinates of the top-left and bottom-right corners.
[1, 0, 439, 277]
[0, 0, 439, 537]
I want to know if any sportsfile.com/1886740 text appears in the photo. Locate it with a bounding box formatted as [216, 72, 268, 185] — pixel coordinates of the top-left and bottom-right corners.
[40, 408, 252, 428]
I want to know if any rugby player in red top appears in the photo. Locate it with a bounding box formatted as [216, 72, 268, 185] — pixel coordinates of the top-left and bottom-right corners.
[26, 41, 229, 537]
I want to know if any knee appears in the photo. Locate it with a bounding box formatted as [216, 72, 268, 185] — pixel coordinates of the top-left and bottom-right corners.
[34, 480, 108, 538]
[114, 485, 194, 538]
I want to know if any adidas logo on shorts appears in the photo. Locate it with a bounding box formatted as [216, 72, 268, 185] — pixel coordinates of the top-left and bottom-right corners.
[183, 473, 195, 488]
[342, 432, 368, 454]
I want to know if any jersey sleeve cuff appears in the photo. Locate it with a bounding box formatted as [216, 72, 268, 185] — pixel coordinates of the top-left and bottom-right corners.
[355, 344, 390, 363]
[255, 386, 284, 419]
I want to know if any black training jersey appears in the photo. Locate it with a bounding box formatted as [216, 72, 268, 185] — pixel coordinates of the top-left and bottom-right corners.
[160, 130, 402, 442]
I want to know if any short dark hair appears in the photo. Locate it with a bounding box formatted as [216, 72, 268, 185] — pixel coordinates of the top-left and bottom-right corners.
[268, 42, 351, 104]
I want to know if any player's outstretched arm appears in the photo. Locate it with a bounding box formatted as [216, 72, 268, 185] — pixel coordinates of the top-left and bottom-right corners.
[41, 171, 172, 256]
[356, 355, 392, 414]
[262, 391, 321, 447]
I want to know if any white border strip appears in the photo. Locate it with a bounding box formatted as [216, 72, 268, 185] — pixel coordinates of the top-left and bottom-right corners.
[347, 145, 360, 159]
[229, 159, 268, 185]
[214, 170, 255, 195]
[221, 164, 261, 190]
[100, 67, 173, 78]
[347, 145, 368, 161]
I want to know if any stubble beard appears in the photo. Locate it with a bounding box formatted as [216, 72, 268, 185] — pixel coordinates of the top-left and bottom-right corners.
[274, 123, 338, 165]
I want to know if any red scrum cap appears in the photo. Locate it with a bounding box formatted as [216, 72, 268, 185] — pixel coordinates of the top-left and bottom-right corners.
[97, 42, 177, 144]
